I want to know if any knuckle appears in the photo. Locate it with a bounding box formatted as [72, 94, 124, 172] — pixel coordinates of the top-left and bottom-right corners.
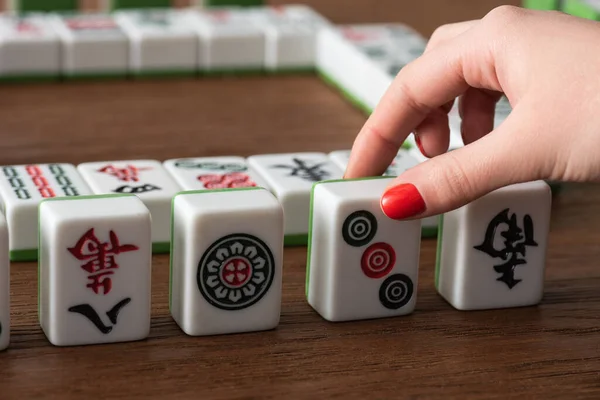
[394, 76, 432, 116]
[483, 5, 524, 26]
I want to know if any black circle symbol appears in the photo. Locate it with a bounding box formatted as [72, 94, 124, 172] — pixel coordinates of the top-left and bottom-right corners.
[379, 274, 413, 310]
[197, 233, 275, 311]
[342, 210, 377, 247]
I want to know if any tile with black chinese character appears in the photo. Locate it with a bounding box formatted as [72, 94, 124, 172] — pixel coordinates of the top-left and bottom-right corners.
[436, 181, 551, 310]
[77, 160, 181, 249]
[39, 194, 151, 346]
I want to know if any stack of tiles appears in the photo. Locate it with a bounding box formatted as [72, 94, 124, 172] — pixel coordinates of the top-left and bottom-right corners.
[186, 7, 266, 73]
[0, 164, 92, 261]
[115, 8, 198, 76]
[247, 4, 330, 72]
[39, 194, 152, 346]
[170, 187, 283, 336]
[49, 12, 129, 79]
[77, 160, 182, 253]
[316, 23, 427, 113]
[163, 156, 268, 190]
[0, 211, 8, 351]
[247, 152, 343, 245]
[435, 181, 551, 310]
[0, 13, 61, 81]
[306, 177, 421, 322]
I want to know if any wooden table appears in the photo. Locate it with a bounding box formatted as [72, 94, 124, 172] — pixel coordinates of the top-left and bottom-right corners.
[5, 1, 600, 398]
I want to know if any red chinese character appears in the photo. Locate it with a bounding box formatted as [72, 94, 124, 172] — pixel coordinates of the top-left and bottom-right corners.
[66, 19, 117, 31]
[68, 228, 139, 295]
[16, 22, 40, 34]
[342, 28, 378, 42]
[97, 164, 150, 182]
[197, 172, 257, 189]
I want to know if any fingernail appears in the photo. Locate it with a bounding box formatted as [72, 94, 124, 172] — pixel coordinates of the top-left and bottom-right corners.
[414, 134, 428, 158]
[381, 183, 426, 220]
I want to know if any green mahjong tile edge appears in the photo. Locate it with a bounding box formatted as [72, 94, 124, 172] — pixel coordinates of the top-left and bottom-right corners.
[0, 75, 59, 84]
[434, 214, 444, 291]
[205, 0, 265, 7]
[152, 242, 170, 254]
[201, 68, 266, 77]
[317, 69, 373, 117]
[562, 0, 600, 19]
[421, 226, 438, 238]
[62, 72, 129, 82]
[168, 186, 265, 311]
[284, 234, 308, 246]
[11, 249, 38, 262]
[18, 0, 77, 12]
[132, 70, 198, 79]
[110, 0, 171, 10]
[522, 0, 561, 10]
[305, 176, 392, 298]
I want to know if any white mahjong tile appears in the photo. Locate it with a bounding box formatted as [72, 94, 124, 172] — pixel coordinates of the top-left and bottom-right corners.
[436, 181, 551, 310]
[0, 163, 92, 261]
[39, 194, 151, 346]
[307, 177, 421, 322]
[77, 160, 181, 246]
[50, 13, 129, 76]
[115, 8, 198, 74]
[247, 152, 343, 240]
[0, 211, 8, 351]
[248, 4, 329, 70]
[186, 8, 265, 71]
[170, 187, 283, 336]
[163, 156, 268, 191]
[0, 14, 61, 78]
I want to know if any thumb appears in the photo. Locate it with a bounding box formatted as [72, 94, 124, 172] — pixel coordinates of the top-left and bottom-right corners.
[380, 106, 550, 220]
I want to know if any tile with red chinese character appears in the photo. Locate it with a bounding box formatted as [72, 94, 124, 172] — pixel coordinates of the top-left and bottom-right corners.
[0, 14, 61, 81]
[170, 187, 283, 336]
[163, 156, 268, 192]
[0, 211, 8, 351]
[0, 163, 92, 261]
[39, 194, 151, 347]
[77, 160, 181, 252]
[49, 13, 129, 78]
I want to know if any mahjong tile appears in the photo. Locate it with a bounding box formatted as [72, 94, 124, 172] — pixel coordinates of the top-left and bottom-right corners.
[306, 177, 421, 321]
[163, 156, 268, 191]
[50, 13, 129, 77]
[77, 160, 181, 249]
[247, 152, 343, 244]
[0, 163, 92, 261]
[0, 14, 61, 80]
[0, 210, 8, 351]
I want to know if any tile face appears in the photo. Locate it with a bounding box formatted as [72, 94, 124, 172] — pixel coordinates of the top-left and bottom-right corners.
[77, 160, 181, 245]
[436, 181, 551, 310]
[163, 157, 267, 191]
[0, 14, 61, 78]
[187, 8, 265, 71]
[248, 5, 329, 70]
[247, 152, 343, 238]
[170, 187, 283, 336]
[50, 13, 129, 76]
[306, 177, 421, 322]
[0, 163, 92, 260]
[115, 9, 198, 74]
[0, 211, 8, 351]
[39, 194, 152, 346]
[328, 149, 419, 177]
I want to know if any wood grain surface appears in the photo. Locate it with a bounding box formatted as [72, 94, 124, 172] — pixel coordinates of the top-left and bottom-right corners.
[3, 1, 599, 399]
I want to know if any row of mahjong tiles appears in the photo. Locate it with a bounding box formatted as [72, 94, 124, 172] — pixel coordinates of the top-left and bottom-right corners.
[0, 171, 552, 348]
[0, 149, 437, 262]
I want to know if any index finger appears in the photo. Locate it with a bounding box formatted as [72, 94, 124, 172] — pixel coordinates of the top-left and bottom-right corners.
[344, 30, 475, 179]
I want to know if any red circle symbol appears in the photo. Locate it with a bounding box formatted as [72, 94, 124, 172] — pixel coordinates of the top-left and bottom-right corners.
[361, 243, 396, 279]
[221, 257, 253, 288]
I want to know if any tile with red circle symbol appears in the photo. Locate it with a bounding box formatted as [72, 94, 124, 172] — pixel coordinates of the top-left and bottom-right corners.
[170, 187, 283, 336]
[77, 160, 182, 250]
[0, 163, 92, 261]
[306, 177, 421, 322]
[163, 157, 269, 193]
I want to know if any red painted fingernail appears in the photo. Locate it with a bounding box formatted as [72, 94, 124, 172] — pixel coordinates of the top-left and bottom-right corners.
[414, 134, 428, 158]
[381, 184, 426, 220]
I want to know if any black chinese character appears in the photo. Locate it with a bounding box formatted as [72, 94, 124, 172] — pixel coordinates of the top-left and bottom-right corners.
[271, 158, 330, 182]
[474, 209, 538, 289]
[114, 184, 161, 194]
[68, 298, 131, 334]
